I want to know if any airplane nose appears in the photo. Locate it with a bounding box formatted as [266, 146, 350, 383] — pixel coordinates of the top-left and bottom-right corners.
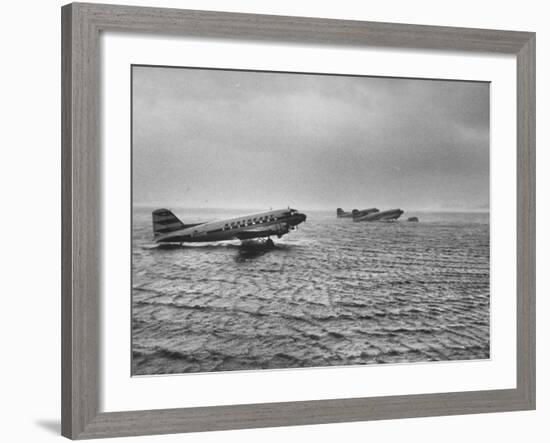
[288, 211, 306, 226]
[295, 212, 306, 224]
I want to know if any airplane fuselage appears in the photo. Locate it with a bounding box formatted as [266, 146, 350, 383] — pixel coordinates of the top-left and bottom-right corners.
[337, 208, 379, 218]
[353, 208, 404, 222]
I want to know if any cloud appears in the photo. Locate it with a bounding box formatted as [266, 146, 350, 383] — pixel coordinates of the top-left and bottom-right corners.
[133, 66, 489, 211]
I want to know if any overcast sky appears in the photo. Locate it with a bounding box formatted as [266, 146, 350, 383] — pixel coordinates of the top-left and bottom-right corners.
[132, 66, 489, 212]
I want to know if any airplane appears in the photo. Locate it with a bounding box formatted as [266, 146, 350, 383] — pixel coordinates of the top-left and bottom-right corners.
[152, 207, 307, 246]
[353, 208, 404, 222]
[336, 208, 379, 218]
[336, 208, 354, 218]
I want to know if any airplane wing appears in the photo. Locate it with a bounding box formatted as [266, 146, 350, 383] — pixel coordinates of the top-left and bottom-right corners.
[233, 223, 289, 240]
[233, 227, 274, 240]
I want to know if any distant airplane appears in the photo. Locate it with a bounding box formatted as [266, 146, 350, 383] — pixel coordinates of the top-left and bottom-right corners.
[152, 208, 307, 245]
[353, 208, 404, 222]
[336, 208, 353, 218]
[337, 208, 379, 218]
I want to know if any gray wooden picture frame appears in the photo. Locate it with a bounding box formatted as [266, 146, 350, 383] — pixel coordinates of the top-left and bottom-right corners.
[61, 2, 536, 439]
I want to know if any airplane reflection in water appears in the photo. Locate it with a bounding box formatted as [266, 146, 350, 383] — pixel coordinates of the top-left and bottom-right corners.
[152, 208, 306, 246]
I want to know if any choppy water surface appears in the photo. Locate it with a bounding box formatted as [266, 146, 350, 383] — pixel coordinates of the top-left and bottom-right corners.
[132, 208, 490, 375]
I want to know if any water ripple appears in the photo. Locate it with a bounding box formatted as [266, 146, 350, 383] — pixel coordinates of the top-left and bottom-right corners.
[132, 209, 490, 375]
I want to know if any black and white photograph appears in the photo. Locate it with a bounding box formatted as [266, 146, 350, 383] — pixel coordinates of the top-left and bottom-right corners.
[131, 65, 490, 376]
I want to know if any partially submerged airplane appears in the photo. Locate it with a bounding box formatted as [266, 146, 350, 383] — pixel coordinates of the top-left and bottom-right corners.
[353, 208, 404, 222]
[152, 208, 307, 245]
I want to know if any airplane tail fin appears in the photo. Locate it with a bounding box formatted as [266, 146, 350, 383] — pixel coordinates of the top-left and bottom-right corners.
[152, 209, 184, 238]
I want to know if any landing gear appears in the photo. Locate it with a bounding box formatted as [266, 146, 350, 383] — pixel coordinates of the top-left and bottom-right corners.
[265, 238, 275, 248]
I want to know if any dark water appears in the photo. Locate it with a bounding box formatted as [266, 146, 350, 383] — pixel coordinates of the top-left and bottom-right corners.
[132, 208, 490, 375]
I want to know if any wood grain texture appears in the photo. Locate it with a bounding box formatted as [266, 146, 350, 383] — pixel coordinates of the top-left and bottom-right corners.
[516, 34, 536, 408]
[61, 4, 74, 437]
[61, 2, 536, 439]
[76, 2, 532, 53]
[75, 389, 528, 439]
[62, 3, 101, 438]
